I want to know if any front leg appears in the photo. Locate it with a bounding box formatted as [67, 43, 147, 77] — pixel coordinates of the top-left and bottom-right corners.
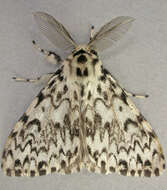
[32, 40, 62, 65]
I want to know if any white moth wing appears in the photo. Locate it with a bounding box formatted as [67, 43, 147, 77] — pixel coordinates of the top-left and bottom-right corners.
[84, 68, 165, 177]
[1, 68, 82, 177]
[33, 12, 77, 51]
[88, 16, 134, 51]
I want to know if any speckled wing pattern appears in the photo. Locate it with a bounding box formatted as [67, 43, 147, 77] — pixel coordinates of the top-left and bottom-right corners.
[1, 66, 166, 177]
[1, 67, 83, 177]
[84, 68, 165, 177]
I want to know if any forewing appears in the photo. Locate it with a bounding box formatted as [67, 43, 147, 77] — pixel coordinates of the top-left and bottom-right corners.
[34, 12, 77, 51]
[1, 68, 82, 177]
[88, 16, 134, 51]
[84, 68, 165, 177]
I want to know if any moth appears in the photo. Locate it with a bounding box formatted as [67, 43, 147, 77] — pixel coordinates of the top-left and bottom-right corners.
[1, 12, 165, 177]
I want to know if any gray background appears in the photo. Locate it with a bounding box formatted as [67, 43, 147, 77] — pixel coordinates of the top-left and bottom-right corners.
[0, 0, 166, 190]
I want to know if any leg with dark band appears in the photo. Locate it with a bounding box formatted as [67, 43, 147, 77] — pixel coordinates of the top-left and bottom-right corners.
[12, 73, 54, 85]
[123, 88, 149, 99]
[90, 26, 95, 40]
[32, 40, 62, 65]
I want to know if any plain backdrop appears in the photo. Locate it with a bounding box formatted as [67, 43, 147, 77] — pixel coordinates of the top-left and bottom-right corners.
[0, 0, 166, 190]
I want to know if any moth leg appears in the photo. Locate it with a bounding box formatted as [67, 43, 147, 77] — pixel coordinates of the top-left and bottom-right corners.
[32, 40, 62, 65]
[90, 25, 95, 40]
[123, 89, 149, 99]
[12, 73, 54, 85]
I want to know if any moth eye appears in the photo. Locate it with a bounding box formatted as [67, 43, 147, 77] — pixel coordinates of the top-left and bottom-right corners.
[90, 49, 98, 56]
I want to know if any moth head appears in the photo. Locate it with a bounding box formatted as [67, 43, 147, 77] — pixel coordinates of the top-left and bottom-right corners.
[65, 45, 101, 78]
[71, 45, 98, 65]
